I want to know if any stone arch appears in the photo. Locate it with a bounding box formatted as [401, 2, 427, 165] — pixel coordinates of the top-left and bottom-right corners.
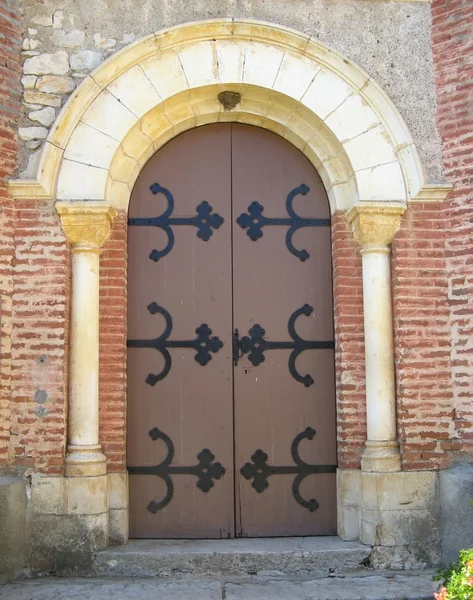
[10, 19, 430, 211]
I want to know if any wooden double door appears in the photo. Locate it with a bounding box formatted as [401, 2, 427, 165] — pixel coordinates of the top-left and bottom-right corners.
[127, 124, 336, 539]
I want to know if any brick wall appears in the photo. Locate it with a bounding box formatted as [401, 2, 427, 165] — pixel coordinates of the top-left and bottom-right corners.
[392, 204, 453, 470]
[10, 202, 68, 474]
[332, 212, 366, 469]
[99, 212, 127, 472]
[432, 0, 473, 461]
[0, 0, 22, 470]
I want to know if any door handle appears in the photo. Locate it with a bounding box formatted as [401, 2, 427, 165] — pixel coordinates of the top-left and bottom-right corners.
[233, 328, 243, 366]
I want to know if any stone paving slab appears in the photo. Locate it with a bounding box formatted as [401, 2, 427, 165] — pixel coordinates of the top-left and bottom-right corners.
[0, 572, 438, 600]
[225, 573, 438, 599]
[91, 537, 370, 578]
[0, 578, 222, 600]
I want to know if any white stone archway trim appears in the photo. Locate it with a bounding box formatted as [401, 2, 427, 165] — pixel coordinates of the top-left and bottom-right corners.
[9, 20, 451, 208]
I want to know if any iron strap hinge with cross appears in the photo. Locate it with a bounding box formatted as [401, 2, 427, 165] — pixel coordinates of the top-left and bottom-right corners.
[232, 304, 334, 387]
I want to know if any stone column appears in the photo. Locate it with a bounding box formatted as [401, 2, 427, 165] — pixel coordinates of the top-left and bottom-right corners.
[347, 202, 405, 473]
[56, 202, 117, 477]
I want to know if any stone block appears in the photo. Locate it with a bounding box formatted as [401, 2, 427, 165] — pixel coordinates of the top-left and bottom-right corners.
[107, 65, 161, 118]
[140, 52, 189, 101]
[65, 122, 120, 169]
[216, 40, 245, 84]
[274, 51, 319, 101]
[362, 471, 438, 512]
[179, 41, 219, 88]
[440, 464, 473, 565]
[50, 29, 86, 48]
[23, 51, 69, 76]
[343, 125, 397, 172]
[301, 67, 353, 120]
[70, 50, 103, 72]
[28, 512, 108, 574]
[29, 106, 56, 127]
[356, 160, 406, 202]
[66, 475, 108, 515]
[337, 504, 360, 541]
[19, 126, 48, 141]
[57, 159, 108, 200]
[37, 75, 75, 94]
[31, 475, 66, 515]
[82, 90, 138, 141]
[109, 509, 128, 546]
[24, 90, 62, 107]
[243, 43, 285, 88]
[325, 93, 380, 141]
[0, 477, 26, 584]
[108, 472, 128, 510]
[337, 469, 362, 507]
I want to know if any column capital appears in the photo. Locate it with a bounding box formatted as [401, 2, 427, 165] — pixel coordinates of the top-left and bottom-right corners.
[56, 202, 117, 251]
[347, 202, 406, 251]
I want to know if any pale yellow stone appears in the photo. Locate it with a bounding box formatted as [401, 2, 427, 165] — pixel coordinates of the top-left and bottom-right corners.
[273, 51, 320, 101]
[411, 183, 453, 203]
[31, 475, 67, 515]
[178, 41, 219, 88]
[65, 122, 120, 169]
[216, 40, 245, 84]
[108, 146, 139, 185]
[396, 144, 425, 199]
[140, 51, 188, 101]
[82, 89, 138, 142]
[57, 159, 108, 200]
[243, 43, 284, 88]
[109, 508, 129, 545]
[158, 19, 233, 52]
[49, 75, 102, 150]
[91, 33, 159, 89]
[343, 125, 397, 172]
[108, 472, 128, 510]
[347, 202, 405, 249]
[66, 475, 108, 515]
[163, 98, 195, 126]
[105, 178, 130, 211]
[120, 123, 153, 163]
[301, 68, 353, 120]
[325, 93, 380, 142]
[233, 20, 309, 53]
[140, 108, 173, 143]
[107, 65, 161, 118]
[56, 201, 117, 249]
[356, 161, 406, 202]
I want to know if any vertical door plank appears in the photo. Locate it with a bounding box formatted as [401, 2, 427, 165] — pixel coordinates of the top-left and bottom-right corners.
[127, 124, 234, 538]
[231, 124, 337, 537]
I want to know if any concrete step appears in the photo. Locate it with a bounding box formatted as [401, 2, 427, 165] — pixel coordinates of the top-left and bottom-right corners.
[1, 572, 438, 600]
[90, 537, 372, 578]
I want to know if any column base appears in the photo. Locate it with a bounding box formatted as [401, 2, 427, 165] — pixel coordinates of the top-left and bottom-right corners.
[65, 445, 107, 477]
[361, 440, 401, 473]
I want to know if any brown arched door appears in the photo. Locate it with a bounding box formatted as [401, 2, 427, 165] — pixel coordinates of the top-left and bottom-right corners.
[127, 124, 336, 538]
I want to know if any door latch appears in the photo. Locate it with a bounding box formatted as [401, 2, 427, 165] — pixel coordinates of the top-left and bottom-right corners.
[232, 328, 247, 366]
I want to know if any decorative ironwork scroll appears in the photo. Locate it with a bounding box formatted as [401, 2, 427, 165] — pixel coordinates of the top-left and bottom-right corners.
[127, 302, 223, 385]
[236, 184, 330, 261]
[240, 427, 336, 512]
[233, 304, 334, 387]
[128, 427, 226, 513]
[128, 183, 224, 262]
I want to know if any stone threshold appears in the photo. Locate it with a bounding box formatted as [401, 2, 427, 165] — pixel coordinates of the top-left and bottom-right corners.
[2, 571, 438, 600]
[89, 537, 372, 578]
